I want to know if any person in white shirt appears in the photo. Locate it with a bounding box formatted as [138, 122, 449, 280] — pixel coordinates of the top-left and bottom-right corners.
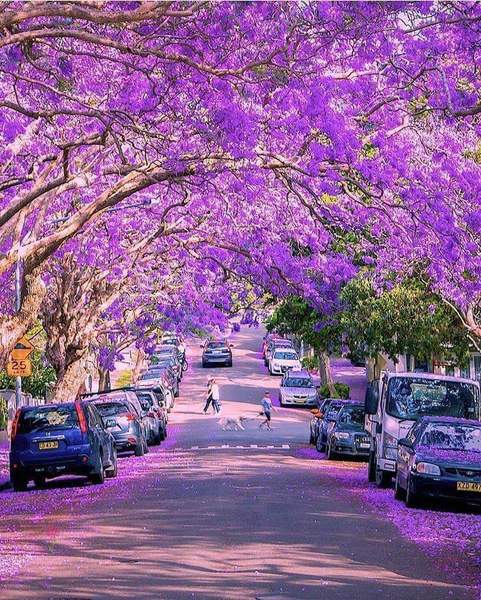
[203, 378, 220, 414]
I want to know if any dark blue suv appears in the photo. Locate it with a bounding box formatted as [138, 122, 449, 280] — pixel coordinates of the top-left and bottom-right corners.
[9, 401, 117, 492]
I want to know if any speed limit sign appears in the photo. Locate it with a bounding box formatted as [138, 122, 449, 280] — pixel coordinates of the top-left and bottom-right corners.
[7, 358, 32, 377]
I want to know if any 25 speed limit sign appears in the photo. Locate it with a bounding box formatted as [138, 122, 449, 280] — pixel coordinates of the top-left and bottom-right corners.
[7, 358, 32, 377]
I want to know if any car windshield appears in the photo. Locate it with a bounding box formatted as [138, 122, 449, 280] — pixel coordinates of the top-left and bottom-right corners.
[326, 403, 343, 420]
[338, 406, 364, 425]
[274, 351, 298, 360]
[386, 377, 479, 420]
[420, 423, 481, 452]
[207, 342, 227, 349]
[18, 405, 79, 434]
[284, 377, 313, 388]
[93, 402, 128, 417]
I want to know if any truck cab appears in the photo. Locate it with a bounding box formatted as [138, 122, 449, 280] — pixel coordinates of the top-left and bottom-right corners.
[365, 372, 480, 487]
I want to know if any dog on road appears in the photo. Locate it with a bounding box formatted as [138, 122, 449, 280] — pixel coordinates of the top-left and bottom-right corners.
[219, 416, 250, 431]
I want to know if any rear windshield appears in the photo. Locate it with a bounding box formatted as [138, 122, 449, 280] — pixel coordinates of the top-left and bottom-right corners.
[18, 405, 79, 434]
[93, 402, 129, 417]
[207, 342, 228, 349]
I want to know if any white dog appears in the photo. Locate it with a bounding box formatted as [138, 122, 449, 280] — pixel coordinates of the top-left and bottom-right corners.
[219, 416, 250, 431]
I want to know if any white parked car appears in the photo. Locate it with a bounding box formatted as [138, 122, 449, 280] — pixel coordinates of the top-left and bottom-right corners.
[269, 348, 301, 375]
[279, 370, 318, 407]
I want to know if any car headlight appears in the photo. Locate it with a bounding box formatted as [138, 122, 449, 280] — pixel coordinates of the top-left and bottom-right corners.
[334, 432, 350, 440]
[415, 462, 441, 476]
[383, 432, 398, 459]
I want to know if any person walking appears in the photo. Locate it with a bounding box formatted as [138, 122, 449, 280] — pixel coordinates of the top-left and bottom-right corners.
[259, 390, 275, 430]
[211, 378, 221, 413]
[203, 379, 214, 414]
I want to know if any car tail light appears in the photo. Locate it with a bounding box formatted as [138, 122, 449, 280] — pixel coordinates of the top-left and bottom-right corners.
[10, 408, 21, 442]
[75, 402, 88, 433]
[126, 413, 137, 421]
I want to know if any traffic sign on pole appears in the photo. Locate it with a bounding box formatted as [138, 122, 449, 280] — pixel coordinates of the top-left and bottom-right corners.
[7, 358, 32, 377]
[11, 336, 34, 361]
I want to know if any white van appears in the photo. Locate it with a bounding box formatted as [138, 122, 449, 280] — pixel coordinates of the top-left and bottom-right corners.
[365, 372, 480, 487]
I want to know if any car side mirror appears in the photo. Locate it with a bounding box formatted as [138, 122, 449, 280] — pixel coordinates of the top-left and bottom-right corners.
[398, 437, 412, 449]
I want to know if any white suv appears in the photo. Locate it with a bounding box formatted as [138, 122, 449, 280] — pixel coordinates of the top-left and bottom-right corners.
[269, 349, 301, 375]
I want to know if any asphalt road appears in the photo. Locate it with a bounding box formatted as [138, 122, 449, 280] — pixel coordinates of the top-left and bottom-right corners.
[0, 327, 474, 600]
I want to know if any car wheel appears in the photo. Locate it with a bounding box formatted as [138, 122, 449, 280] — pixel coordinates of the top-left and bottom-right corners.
[405, 476, 419, 508]
[105, 449, 118, 478]
[11, 473, 28, 492]
[143, 438, 149, 454]
[316, 435, 325, 453]
[34, 475, 46, 489]
[394, 471, 405, 500]
[89, 455, 105, 485]
[375, 467, 392, 488]
[134, 441, 145, 457]
[202, 361, 207, 368]
[309, 430, 315, 445]
[368, 451, 376, 483]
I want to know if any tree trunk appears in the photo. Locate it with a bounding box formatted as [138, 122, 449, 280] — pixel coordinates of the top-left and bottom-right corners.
[50, 359, 87, 403]
[318, 350, 336, 396]
[98, 368, 111, 392]
[0, 270, 46, 368]
[131, 348, 145, 384]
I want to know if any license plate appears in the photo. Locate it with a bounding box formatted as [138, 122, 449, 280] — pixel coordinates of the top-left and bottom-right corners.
[38, 441, 59, 450]
[359, 443, 370, 449]
[457, 481, 481, 492]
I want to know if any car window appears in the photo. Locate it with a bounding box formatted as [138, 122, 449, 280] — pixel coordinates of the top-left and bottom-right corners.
[136, 392, 154, 410]
[274, 351, 298, 360]
[18, 405, 79, 434]
[420, 422, 481, 452]
[337, 406, 364, 425]
[284, 377, 313, 388]
[93, 402, 129, 417]
[207, 341, 228, 349]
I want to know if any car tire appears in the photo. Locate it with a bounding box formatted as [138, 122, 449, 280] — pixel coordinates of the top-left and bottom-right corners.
[34, 475, 46, 489]
[143, 438, 149, 454]
[405, 476, 419, 508]
[89, 455, 105, 485]
[134, 441, 145, 457]
[316, 435, 325, 453]
[394, 472, 405, 500]
[368, 451, 376, 482]
[279, 396, 284, 407]
[309, 431, 315, 445]
[11, 473, 28, 492]
[375, 467, 392, 488]
[105, 450, 118, 478]
[227, 360, 233, 367]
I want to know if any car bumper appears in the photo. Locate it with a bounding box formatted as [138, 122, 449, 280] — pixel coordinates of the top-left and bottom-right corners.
[411, 473, 481, 503]
[10, 452, 95, 478]
[282, 396, 317, 407]
[330, 442, 370, 457]
[110, 431, 140, 451]
[203, 356, 231, 365]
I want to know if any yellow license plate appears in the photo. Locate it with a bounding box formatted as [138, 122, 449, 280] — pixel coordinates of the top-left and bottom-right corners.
[38, 441, 59, 450]
[457, 481, 481, 492]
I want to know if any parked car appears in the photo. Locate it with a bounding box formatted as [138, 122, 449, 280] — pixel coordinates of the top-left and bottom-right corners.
[201, 339, 233, 368]
[152, 345, 183, 381]
[87, 391, 149, 457]
[268, 348, 301, 375]
[9, 401, 117, 491]
[279, 369, 318, 407]
[133, 388, 167, 443]
[395, 416, 481, 508]
[262, 333, 282, 359]
[309, 397, 336, 444]
[264, 338, 293, 366]
[160, 335, 187, 368]
[315, 399, 347, 452]
[140, 365, 179, 398]
[325, 402, 370, 460]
